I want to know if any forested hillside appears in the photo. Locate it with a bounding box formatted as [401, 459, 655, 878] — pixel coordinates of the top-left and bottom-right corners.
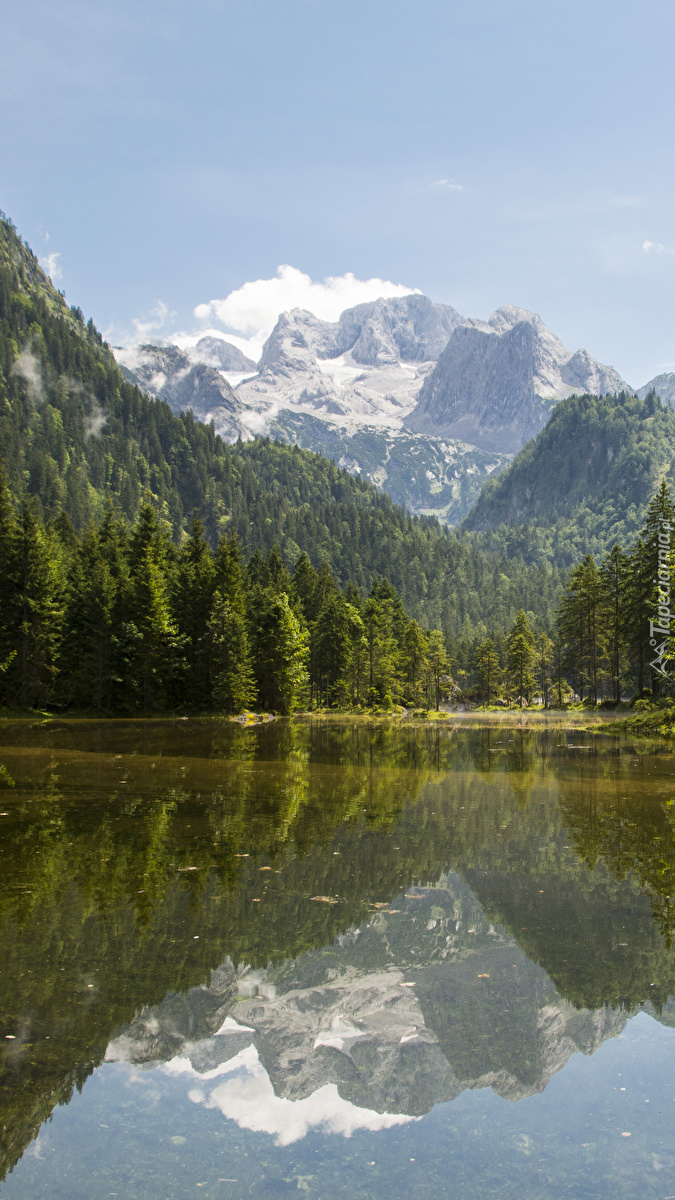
[464, 390, 675, 565]
[0, 212, 562, 639]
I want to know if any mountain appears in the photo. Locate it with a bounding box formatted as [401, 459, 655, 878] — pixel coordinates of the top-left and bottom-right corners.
[105, 876, 628, 1124]
[189, 335, 256, 372]
[0, 211, 566, 633]
[118, 299, 633, 522]
[463, 389, 675, 563]
[227, 296, 513, 523]
[115, 342, 243, 438]
[406, 305, 632, 453]
[118, 297, 509, 524]
[637, 372, 675, 406]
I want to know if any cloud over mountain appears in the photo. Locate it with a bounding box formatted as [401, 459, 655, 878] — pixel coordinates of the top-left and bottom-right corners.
[188, 266, 420, 363]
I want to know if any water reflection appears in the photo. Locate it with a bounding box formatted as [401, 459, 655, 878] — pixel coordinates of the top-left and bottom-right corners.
[1, 718, 675, 1186]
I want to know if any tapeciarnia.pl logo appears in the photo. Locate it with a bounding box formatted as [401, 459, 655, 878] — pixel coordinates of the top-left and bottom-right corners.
[650, 518, 672, 680]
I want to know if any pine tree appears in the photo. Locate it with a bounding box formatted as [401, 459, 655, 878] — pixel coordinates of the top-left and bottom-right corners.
[0, 467, 18, 703]
[59, 527, 119, 709]
[599, 543, 629, 703]
[121, 506, 182, 711]
[247, 589, 308, 714]
[636, 481, 675, 695]
[173, 517, 215, 707]
[208, 591, 255, 713]
[265, 544, 291, 595]
[506, 610, 536, 704]
[363, 594, 401, 707]
[5, 498, 64, 708]
[312, 592, 363, 707]
[534, 632, 554, 707]
[403, 620, 429, 707]
[208, 531, 254, 712]
[291, 553, 319, 621]
[425, 629, 451, 710]
[557, 557, 604, 702]
[474, 637, 501, 705]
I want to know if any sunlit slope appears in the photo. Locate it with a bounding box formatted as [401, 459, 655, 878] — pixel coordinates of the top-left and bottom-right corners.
[463, 390, 675, 564]
[0, 212, 564, 629]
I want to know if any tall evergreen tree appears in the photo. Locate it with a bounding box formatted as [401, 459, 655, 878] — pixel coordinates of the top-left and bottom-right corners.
[599, 543, 629, 703]
[247, 589, 308, 714]
[506, 610, 536, 704]
[425, 629, 451, 710]
[172, 517, 215, 707]
[312, 592, 363, 707]
[59, 527, 119, 709]
[5, 499, 64, 708]
[474, 637, 501, 705]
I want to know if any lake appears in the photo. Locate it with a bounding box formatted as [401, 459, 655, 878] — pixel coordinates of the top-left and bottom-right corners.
[1, 716, 675, 1199]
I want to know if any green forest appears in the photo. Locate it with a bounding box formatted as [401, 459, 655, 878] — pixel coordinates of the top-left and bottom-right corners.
[470, 482, 675, 706]
[0, 210, 563, 645]
[0, 479, 459, 714]
[2, 209, 675, 712]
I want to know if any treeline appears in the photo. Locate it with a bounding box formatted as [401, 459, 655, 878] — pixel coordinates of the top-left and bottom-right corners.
[466, 482, 674, 705]
[0, 211, 566, 639]
[464, 389, 675, 567]
[0, 476, 456, 714]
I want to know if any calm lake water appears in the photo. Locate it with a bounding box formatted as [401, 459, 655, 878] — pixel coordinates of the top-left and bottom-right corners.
[1, 716, 675, 1199]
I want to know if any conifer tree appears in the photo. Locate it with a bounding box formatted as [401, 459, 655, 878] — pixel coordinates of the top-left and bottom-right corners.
[247, 589, 308, 714]
[173, 517, 215, 707]
[403, 620, 429, 707]
[291, 553, 319, 621]
[209, 531, 254, 713]
[425, 629, 451, 710]
[474, 637, 501, 705]
[635, 481, 675, 695]
[59, 527, 119, 709]
[312, 592, 363, 707]
[122, 506, 182, 711]
[557, 557, 604, 702]
[265, 544, 291, 595]
[208, 592, 255, 714]
[599, 544, 629, 703]
[363, 594, 401, 707]
[5, 498, 64, 708]
[535, 632, 554, 707]
[506, 610, 536, 704]
[0, 467, 18, 704]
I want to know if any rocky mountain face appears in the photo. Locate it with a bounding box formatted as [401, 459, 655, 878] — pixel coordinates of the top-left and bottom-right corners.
[638, 372, 675, 406]
[406, 306, 632, 453]
[115, 342, 244, 439]
[189, 335, 256, 373]
[115, 296, 638, 524]
[105, 875, 629, 1135]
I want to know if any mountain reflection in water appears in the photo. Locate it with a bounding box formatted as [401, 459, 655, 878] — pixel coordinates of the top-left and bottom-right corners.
[1, 717, 675, 1185]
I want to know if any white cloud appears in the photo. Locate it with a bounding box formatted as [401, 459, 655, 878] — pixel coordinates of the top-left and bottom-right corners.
[133, 300, 176, 342]
[163, 1044, 415, 1147]
[184, 265, 419, 363]
[642, 239, 668, 254]
[431, 179, 463, 191]
[39, 251, 62, 282]
[11, 346, 44, 404]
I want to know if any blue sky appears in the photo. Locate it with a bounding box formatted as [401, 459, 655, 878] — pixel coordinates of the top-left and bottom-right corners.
[2, 0, 675, 383]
